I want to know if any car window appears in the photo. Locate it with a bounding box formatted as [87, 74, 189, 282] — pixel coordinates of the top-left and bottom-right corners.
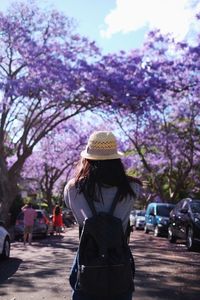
[37, 211, 43, 219]
[175, 200, 183, 210]
[149, 207, 154, 215]
[190, 201, 200, 213]
[157, 206, 174, 217]
[137, 211, 145, 216]
[182, 201, 189, 210]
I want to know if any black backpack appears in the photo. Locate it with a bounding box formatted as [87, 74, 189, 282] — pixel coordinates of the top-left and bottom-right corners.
[73, 189, 135, 297]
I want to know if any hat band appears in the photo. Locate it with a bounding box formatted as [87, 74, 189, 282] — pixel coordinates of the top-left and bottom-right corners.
[87, 146, 118, 156]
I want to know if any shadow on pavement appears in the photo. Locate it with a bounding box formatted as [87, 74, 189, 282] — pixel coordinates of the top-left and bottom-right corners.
[130, 231, 200, 300]
[33, 234, 79, 252]
[2, 227, 200, 300]
[0, 229, 78, 299]
[0, 258, 22, 284]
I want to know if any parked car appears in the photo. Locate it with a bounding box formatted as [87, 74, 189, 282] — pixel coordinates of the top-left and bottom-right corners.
[47, 214, 55, 236]
[130, 210, 145, 227]
[168, 198, 200, 251]
[130, 210, 146, 229]
[130, 210, 136, 227]
[135, 210, 146, 230]
[14, 209, 50, 240]
[129, 210, 137, 227]
[0, 220, 10, 259]
[145, 202, 175, 236]
[62, 209, 76, 227]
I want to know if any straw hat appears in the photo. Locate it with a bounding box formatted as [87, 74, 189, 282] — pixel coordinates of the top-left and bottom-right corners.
[81, 131, 124, 160]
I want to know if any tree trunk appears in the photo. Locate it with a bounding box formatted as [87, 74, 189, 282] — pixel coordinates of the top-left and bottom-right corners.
[0, 172, 19, 227]
[0, 146, 33, 226]
[46, 190, 53, 213]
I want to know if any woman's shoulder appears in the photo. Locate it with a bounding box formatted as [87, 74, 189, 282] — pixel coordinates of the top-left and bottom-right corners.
[65, 178, 76, 190]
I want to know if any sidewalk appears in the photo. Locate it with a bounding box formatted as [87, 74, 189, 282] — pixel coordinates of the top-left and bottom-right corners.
[1, 225, 200, 300]
[0, 226, 79, 300]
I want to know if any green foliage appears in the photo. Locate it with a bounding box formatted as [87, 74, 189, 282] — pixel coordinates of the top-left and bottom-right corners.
[23, 196, 33, 205]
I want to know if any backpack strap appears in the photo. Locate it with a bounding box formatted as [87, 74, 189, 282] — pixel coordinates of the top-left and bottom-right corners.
[83, 191, 97, 216]
[83, 188, 120, 216]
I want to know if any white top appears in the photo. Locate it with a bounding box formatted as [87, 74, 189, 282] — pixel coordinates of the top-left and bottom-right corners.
[64, 179, 141, 232]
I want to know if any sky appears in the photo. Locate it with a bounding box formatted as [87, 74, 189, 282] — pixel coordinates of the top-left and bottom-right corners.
[0, 0, 199, 54]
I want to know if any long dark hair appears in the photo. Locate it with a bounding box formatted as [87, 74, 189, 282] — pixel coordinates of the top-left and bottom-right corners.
[54, 205, 60, 216]
[75, 158, 138, 202]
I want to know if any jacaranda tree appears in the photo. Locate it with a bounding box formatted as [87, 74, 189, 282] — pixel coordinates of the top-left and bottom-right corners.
[1, 1, 199, 223]
[0, 1, 101, 223]
[21, 118, 93, 212]
[113, 20, 200, 203]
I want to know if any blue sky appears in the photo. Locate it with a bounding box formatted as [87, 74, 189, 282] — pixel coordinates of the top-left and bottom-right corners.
[0, 0, 199, 54]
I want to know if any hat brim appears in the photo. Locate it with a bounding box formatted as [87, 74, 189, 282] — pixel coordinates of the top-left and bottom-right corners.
[81, 150, 124, 160]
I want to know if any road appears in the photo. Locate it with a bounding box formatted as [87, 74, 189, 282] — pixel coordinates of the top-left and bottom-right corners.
[0, 226, 200, 300]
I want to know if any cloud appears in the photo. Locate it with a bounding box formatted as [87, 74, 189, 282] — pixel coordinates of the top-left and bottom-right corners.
[100, 0, 200, 41]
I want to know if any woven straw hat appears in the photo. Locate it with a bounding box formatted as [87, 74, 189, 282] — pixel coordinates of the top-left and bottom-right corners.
[81, 131, 124, 160]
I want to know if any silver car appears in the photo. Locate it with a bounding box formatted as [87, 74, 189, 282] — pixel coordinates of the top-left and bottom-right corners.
[0, 221, 10, 259]
[135, 211, 146, 230]
[130, 210, 146, 229]
[14, 209, 49, 240]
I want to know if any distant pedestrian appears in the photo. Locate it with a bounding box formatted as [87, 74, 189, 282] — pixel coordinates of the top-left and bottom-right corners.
[21, 202, 37, 246]
[53, 204, 63, 236]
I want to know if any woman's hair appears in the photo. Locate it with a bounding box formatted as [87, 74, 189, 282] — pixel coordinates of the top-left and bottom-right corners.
[74, 158, 138, 201]
[54, 205, 60, 215]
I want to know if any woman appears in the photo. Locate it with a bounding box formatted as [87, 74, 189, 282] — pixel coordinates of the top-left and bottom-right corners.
[64, 131, 141, 300]
[53, 204, 63, 236]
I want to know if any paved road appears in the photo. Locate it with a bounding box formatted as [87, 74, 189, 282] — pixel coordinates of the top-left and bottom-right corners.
[0, 226, 200, 300]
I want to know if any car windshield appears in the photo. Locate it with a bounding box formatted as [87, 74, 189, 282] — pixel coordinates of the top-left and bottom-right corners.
[37, 211, 43, 219]
[190, 201, 200, 213]
[157, 205, 174, 217]
[137, 211, 145, 216]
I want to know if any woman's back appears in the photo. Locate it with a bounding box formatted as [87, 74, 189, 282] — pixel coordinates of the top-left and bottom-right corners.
[64, 179, 140, 232]
[64, 131, 141, 300]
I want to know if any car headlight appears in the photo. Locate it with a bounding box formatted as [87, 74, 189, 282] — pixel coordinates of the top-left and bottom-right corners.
[194, 217, 200, 223]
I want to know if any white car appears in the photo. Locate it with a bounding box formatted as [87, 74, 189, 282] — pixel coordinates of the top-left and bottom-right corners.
[0, 221, 10, 259]
[130, 210, 146, 229]
[135, 213, 146, 230]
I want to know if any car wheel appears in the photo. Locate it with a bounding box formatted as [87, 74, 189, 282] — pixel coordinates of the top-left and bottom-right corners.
[154, 226, 160, 237]
[186, 227, 195, 251]
[144, 225, 149, 234]
[1, 237, 10, 259]
[168, 226, 177, 243]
